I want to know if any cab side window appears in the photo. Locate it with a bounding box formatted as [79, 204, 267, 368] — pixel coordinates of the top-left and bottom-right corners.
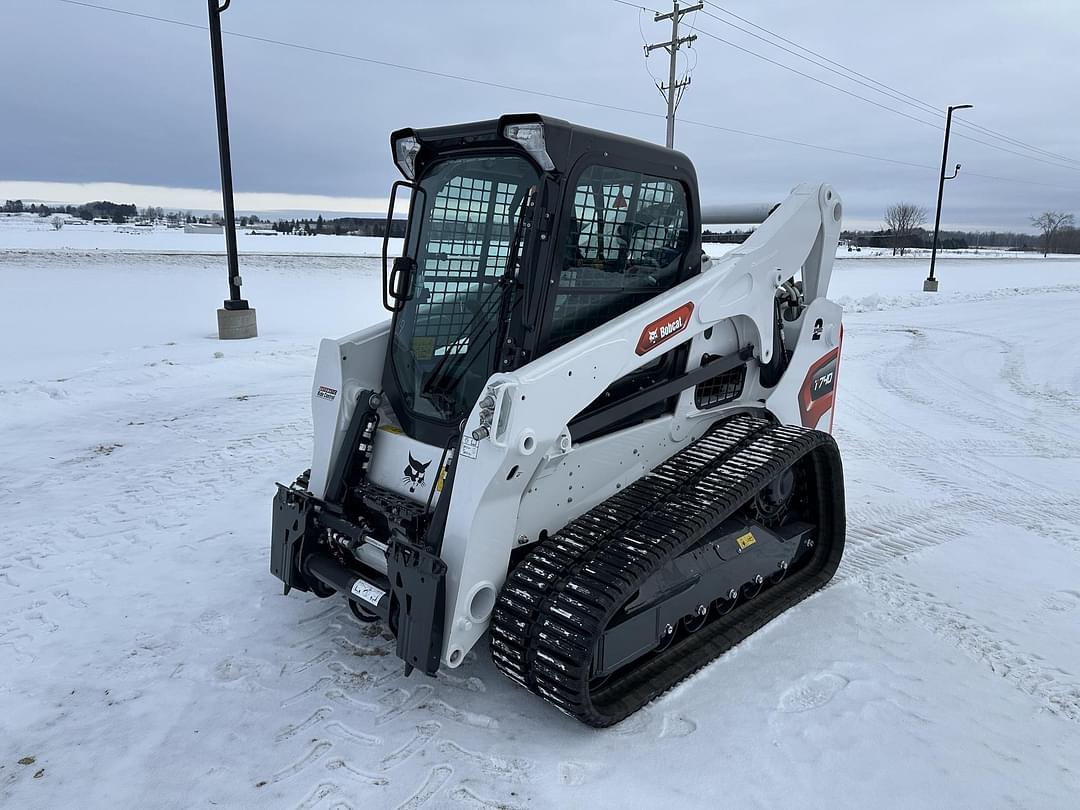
[545, 164, 690, 351]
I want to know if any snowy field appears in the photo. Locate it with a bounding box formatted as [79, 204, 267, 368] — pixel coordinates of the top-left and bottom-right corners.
[0, 212, 399, 256]
[2, 242, 1080, 808]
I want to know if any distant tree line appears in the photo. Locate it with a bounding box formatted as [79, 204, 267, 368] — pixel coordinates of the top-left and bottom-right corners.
[4, 199, 137, 223]
[701, 229, 753, 244]
[12, 196, 1073, 253]
[1052, 227, 1080, 254]
[845, 224, 1080, 255]
[843, 228, 1042, 252]
[861, 201, 1080, 255]
[271, 216, 407, 237]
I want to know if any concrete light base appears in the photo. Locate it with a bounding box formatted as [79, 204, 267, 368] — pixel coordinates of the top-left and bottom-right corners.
[922, 277, 939, 293]
[217, 307, 258, 339]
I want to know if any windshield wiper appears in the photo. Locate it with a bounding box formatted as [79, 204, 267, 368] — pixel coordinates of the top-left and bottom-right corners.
[420, 187, 535, 418]
[420, 279, 510, 416]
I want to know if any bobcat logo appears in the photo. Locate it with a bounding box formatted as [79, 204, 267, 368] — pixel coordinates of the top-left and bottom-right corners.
[648, 328, 659, 343]
[402, 453, 431, 493]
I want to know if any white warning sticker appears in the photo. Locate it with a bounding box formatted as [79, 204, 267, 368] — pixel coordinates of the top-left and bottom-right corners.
[350, 578, 386, 606]
[460, 434, 479, 459]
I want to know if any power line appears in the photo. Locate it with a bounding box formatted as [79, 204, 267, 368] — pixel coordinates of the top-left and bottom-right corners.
[701, 1, 1080, 167]
[703, 2, 937, 111]
[49, 0, 1080, 194]
[610, 0, 662, 12]
[50, 0, 673, 120]
[622, 0, 1080, 172]
[697, 0, 1080, 170]
[685, 21, 1080, 174]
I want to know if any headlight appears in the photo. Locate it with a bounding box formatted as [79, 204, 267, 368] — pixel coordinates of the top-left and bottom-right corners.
[393, 135, 421, 180]
[502, 122, 555, 171]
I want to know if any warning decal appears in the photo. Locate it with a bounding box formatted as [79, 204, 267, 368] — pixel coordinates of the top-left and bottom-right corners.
[736, 531, 756, 550]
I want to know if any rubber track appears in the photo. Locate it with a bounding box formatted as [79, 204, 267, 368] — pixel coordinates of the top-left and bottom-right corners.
[489, 414, 846, 727]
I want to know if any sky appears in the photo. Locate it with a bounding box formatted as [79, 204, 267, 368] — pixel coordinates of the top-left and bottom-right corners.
[1, 0, 1078, 230]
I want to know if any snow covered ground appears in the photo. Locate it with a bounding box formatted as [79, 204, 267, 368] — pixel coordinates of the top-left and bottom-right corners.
[2, 243, 1080, 808]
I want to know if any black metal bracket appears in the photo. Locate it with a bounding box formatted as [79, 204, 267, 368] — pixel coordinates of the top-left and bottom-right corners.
[388, 539, 447, 676]
[270, 484, 313, 594]
[323, 390, 381, 505]
[382, 180, 423, 312]
[570, 345, 753, 439]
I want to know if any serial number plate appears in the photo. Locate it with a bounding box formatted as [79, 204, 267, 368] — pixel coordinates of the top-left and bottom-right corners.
[350, 578, 386, 606]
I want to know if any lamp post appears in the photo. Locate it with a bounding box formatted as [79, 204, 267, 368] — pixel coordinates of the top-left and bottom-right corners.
[924, 103, 973, 292]
[208, 0, 257, 338]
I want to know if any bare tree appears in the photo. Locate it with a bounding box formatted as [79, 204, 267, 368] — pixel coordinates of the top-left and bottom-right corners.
[1030, 211, 1075, 257]
[51, 216, 64, 231]
[884, 203, 928, 256]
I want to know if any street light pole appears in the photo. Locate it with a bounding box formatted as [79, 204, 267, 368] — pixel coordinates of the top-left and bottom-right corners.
[208, 0, 257, 338]
[924, 103, 973, 292]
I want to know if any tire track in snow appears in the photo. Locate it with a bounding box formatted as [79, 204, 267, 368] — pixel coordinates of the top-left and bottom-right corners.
[418, 699, 499, 729]
[294, 782, 341, 810]
[435, 740, 533, 782]
[839, 500, 975, 580]
[449, 784, 527, 810]
[859, 572, 1080, 723]
[870, 323, 1080, 453]
[394, 765, 453, 810]
[324, 721, 381, 747]
[834, 321, 1080, 585]
[270, 741, 333, 783]
[913, 323, 1080, 426]
[378, 722, 441, 771]
[276, 707, 333, 742]
[839, 486, 1080, 583]
[273, 601, 517, 809]
[325, 758, 390, 787]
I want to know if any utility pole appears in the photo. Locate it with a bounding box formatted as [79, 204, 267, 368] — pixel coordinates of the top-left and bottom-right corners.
[207, 0, 257, 338]
[924, 103, 973, 293]
[645, 1, 702, 148]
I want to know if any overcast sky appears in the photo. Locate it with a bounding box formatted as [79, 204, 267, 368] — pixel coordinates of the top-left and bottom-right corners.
[2, 0, 1078, 229]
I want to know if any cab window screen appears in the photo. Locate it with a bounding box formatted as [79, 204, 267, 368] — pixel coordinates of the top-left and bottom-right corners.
[546, 165, 689, 351]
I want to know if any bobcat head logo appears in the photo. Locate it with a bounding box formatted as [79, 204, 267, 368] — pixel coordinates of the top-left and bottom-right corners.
[402, 453, 431, 493]
[648, 328, 658, 343]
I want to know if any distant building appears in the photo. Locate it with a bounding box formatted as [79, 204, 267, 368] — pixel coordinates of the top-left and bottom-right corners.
[184, 223, 224, 234]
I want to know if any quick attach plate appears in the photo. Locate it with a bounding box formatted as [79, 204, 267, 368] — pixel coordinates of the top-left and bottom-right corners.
[388, 539, 448, 675]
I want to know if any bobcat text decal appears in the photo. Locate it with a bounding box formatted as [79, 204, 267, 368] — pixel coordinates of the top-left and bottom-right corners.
[635, 302, 695, 355]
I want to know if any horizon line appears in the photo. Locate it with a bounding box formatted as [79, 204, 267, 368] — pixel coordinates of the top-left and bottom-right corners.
[0, 179, 392, 216]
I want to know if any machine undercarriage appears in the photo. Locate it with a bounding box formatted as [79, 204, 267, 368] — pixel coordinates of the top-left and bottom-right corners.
[491, 414, 844, 726]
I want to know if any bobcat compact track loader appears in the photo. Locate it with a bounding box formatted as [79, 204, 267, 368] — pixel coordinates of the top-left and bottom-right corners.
[271, 114, 846, 726]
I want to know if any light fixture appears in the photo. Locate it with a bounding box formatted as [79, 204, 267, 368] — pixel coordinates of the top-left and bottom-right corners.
[393, 134, 421, 179]
[502, 121, 555, 171]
